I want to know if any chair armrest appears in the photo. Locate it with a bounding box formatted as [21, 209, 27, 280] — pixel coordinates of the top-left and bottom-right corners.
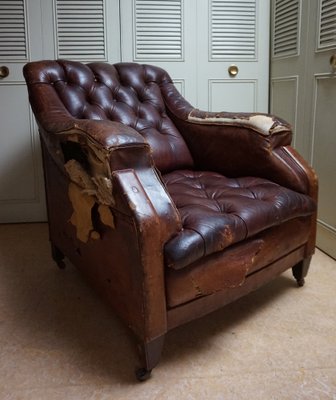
[37, 109, 183, 231]
[165, 100, 314, 194]
[111, 168, 182, 340]
[25, 64, 182, 244]
[24, 64, 147, 163]
[37, 114, 146, 152]
[25, 71, 149, 171]
[187, 109, 292, 137]
[39, 117, 150, 170]
[272, 146, 318, 200]
[37, 117, 153, 204]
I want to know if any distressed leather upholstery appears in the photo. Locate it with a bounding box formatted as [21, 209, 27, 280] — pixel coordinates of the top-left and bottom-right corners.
[163, 171, 315, 270]
[24, 59, 318, 379]
[24, 61, 194, 173]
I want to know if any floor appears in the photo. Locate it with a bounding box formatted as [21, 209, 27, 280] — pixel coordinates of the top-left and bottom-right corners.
[0, 223, 335, 400]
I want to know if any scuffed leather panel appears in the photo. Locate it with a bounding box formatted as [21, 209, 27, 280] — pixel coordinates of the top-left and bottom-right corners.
[163, 170, 316, 270]
[166, 217, 311, 308]
[23, 60, 194, 173]
[187, 110, 291, 136]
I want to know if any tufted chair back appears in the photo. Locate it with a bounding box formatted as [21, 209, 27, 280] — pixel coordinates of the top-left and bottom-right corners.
[26, 60, 194, 173]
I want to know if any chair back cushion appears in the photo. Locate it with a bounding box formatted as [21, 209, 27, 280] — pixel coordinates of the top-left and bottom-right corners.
[27, 60, 194, 173]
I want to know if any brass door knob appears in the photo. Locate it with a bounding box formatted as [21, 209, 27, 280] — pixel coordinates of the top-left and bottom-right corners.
[228, 64, 239, 77]
[330, 54, 336, 71]
[0, 66, 9, 79]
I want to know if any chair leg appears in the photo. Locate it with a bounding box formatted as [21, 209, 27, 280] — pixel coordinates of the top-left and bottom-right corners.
[292, 256, 312, 287]
[135, 335, 165, 381]
[51, 243, 66, 269]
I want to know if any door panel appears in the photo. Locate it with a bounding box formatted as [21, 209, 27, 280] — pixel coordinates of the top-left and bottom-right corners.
[270, 0, 308, 156]
[313, 74, 336, 258]
[0, 0, 120, 222]
[197, 0, 269, 112]
[209, 0, 257, 60]
[271, 0, 336, 259]
[312, 77, 336, 230]
[272, 0, 300, 58]
[270, 76, 298, 146]
[132, 0, 183, 61]
[54, 0, 108, 61]
[0, 0, 46, 222]
[0, 85, 36, 202]
[120, 0, 198, 104]
[120, 0, 269, 112]
[309, 0, 336, 259]
[208, 79, 256, 112]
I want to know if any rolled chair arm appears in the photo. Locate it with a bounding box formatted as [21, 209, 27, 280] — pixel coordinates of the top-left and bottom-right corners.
[163, 88, 314, 195]
[37, 118, 152, 205]
[25, 61, 183, 243]
[49, 118, 148, 150]
[187, 109, 292, 137]
[161, 78, 291, 139]
[112, 168, 182, 340]
[178, 115, 312, 195]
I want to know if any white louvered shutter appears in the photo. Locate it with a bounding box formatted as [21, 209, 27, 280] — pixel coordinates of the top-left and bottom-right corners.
[134, 0, 183, 60]
[55, 0, 106, 61]
[0, 0, 27, 60]
[273, 0, 300, 58]
[210, 0, 256, 60]
[318, 0, 336, 49]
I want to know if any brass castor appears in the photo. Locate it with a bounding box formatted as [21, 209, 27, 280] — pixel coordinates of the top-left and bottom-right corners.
[297, 278, 305, 287]
[135, 368, 152, 382]
[292, 258, 311, 288]
[51, 244, 66, 269]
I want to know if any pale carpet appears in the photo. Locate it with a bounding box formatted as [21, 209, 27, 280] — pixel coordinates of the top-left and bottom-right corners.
[0, 223, 335, 399]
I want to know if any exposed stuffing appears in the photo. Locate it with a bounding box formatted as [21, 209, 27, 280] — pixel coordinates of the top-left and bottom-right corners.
[64, 158, 114, 242]
[187, 111, 290, 136]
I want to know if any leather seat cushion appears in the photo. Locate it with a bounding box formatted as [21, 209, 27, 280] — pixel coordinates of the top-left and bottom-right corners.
[163, 170, 316, 270]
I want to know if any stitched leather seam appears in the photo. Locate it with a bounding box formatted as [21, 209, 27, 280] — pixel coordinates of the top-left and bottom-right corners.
[278, 147, 309, 193]
[184, 227, 207, 258]
[197, 174, 222, 212]
[231, 213, 249, 239]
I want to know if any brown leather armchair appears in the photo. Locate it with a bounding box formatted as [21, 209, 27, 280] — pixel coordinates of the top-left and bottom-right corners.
[23, 60, 317, 381]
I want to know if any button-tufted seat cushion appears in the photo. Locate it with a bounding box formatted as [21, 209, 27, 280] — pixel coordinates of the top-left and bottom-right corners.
[163, 170, 316, 270]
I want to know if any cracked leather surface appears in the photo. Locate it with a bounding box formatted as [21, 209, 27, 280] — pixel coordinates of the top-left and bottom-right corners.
[163, 170, 316, 270]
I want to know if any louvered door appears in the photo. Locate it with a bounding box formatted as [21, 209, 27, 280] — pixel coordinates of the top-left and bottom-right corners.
[309, 0, 336, 259]
[120, 0, 270, 112]
[120, 0, 197, 104]
[210, 0, 256, 60]
[0, 0, 27, 59]
[271, 0, 336, 259]
[273, 0, 300, 58]
[55, 0, 107, 60]
[0, 0, 120, 222]
[270, 0, 303, 150]
[53, 0, 120, 63]
[133, 0, 183, 60]
[0, 0, 47, 222]
[197, 0, 269, 112]
[318, 0, 336, 49]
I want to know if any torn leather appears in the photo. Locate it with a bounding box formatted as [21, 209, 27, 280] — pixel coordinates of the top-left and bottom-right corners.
[187, 110, 291, 136]
[64, 156, 114, 242]
[166, 240, 264, 307]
